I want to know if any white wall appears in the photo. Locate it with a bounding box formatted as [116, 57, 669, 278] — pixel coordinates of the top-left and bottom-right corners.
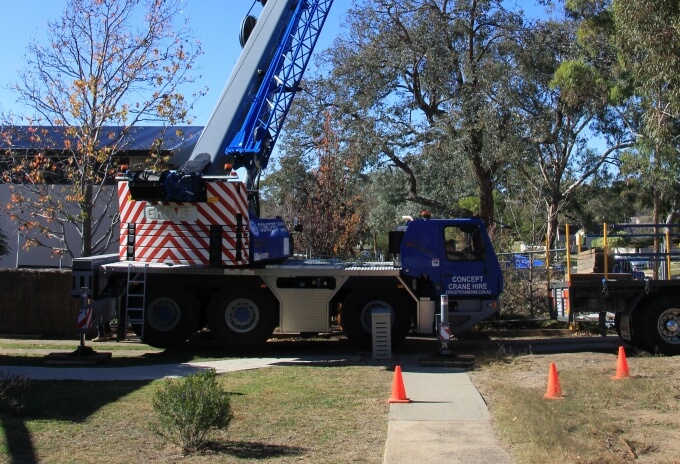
[0, 185, 119, 268]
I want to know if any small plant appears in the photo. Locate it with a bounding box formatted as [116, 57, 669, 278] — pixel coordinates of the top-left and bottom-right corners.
[0, 372, 31, 416]
[151, 369, 233, 453]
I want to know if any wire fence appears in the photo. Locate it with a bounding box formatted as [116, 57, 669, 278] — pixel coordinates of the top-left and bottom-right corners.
[495, 223, 680, 320]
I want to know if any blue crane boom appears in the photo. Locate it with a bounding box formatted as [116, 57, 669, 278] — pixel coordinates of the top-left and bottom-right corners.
[225, 0, 334, 173]
[155, 0, 334, 206]
[126, 0, 333, 205]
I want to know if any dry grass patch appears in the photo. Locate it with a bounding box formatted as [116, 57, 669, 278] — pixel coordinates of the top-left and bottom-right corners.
[470, 351, 680, 464]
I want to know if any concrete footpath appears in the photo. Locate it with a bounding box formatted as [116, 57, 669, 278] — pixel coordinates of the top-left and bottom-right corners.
[0, 355, 513, 464]
[383, 360, 513, 464]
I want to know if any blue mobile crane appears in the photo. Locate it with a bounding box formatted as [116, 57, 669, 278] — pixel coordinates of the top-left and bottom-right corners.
[72, 0, 505, 350]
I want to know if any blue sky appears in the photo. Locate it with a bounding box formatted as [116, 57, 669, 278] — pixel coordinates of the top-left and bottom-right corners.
[0, 0, 546, 127]
[0, 0, 354, 126]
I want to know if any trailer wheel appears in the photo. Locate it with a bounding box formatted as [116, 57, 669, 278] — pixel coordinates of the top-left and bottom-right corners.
[628, 307, 651, 350]
[614, 312, 621, 338]
[207, 290, 277, 350]
[141, 289, 200, 348]
[643, 296, 680, 356]
[341, 290, 412, 349]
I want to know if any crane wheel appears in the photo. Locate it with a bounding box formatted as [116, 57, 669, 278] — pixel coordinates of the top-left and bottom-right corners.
[341, 290, 412, 349]
[643, 296, 680, 356]
[141, 288, 200, 348]
[207, 289, 278, 350]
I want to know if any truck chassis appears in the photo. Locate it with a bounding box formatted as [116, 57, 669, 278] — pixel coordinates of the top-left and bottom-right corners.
[550, 223, 680, 355]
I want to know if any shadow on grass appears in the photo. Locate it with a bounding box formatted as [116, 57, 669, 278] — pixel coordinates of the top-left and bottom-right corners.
[1, 380, 151, 464]
[206, 440, 306, 459]
[1, 417, 36, 464]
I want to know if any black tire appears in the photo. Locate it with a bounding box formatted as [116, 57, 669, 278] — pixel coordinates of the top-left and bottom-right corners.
[642, 296, 680, 356]
[341, 290, 412, 349]
[628, 307, 651, 350]
[614, 312, 621, 338]
[207, 289, 277, 350]
[141, 288, 200, 348]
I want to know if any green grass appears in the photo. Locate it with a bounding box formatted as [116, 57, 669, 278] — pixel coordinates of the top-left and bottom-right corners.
[0, 364, 392, 463]
[0, 339, 240, 367]
[0, 341, 162, 351]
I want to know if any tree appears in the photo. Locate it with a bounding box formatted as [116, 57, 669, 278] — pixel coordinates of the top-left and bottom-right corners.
[315, 0, 525, 228]
[267, 110, 368, 257]
[509, 3, 635, 249]
[0, 0, 203, 258]
[613, 0, 680, 224]
[565, 174, 641, 229]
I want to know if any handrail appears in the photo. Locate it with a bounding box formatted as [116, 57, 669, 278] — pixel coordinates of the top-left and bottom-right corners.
[504, 222, 679, 281]
[590, 222, 678, 280]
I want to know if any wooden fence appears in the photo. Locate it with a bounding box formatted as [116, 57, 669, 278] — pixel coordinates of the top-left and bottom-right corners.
[0, 269, 82, 339]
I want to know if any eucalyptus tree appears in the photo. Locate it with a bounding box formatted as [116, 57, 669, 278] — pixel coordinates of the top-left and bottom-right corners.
[507, 2, 635, 249]
[567, 174, 651, 230]
[613, 0, 680, 224]
[307, 0, 527, 228]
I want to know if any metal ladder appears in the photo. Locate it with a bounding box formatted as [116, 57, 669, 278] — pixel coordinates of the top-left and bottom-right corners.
[125, 264, 148, 339]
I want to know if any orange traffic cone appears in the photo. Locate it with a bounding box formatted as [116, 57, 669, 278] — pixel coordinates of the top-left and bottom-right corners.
[544, 362, 563, 399]
[388, 365, 411, 403]
[612, 346, 630, 380]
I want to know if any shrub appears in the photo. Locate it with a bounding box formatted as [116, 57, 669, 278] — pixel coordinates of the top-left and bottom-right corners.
[0, 372, 31, 416]
[151, 369, 233, 453]
[499, 265, 550, 319]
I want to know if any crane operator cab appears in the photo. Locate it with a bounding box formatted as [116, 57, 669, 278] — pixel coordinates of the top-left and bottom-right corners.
[398, 217, 503, 300]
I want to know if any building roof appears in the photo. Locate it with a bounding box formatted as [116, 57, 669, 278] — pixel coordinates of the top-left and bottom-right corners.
[0, 125, 204, 153]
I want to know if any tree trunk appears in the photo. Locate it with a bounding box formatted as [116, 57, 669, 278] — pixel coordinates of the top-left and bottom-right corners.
[81, 184, 93, 258]
[653, 192, 660, 280]
[470, 128, 495, 228]
[545, 201, 560, 252]
[478, 170, 495, 229]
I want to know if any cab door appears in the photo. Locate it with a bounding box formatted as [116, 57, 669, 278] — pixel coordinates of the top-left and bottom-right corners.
[439, 222, 497, 297]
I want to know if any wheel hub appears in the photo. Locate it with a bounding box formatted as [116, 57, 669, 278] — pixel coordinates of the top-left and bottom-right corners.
[226, 298, 259, 333]
[664, 319, 679, 334]
[147, 297, 181, 332]
[659, 309, 680, 343]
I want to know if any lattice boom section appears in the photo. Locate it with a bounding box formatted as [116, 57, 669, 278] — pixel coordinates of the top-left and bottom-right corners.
[118, 181, 250, 266]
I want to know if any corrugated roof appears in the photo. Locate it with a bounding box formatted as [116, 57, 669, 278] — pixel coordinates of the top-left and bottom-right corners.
[0, 125, 204, 152]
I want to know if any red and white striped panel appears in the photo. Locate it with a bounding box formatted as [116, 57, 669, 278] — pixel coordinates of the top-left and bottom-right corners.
[118, 181, 250, 266]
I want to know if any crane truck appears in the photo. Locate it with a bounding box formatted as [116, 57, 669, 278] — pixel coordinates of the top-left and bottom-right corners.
[71, 0, 504, 350]
[549, 223, 680, 355]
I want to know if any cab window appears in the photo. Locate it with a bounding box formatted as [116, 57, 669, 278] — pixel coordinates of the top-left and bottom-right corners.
[444, 225, 486, 261]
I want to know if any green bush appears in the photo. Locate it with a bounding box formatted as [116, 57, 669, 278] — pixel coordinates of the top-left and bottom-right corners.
[151, 369, 233, 453]
[0, 372, 31, 416]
